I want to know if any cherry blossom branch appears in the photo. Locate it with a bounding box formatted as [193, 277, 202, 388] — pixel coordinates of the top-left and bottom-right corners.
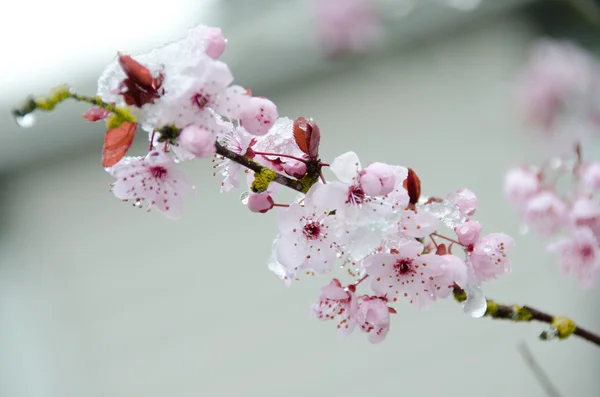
[453, 286, 600, 347]
[214, 142, 306, 193]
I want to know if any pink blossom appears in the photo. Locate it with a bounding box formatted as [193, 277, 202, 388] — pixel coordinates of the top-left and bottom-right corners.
[178, 124, 216, 158]
[435, 254, 468, 298]
[312, 279, 357, 338]
[275, 193, 339, 274]
[504, 167, 540, 209]
[356, 296, 390, 344]
[240, 97, 278, 136]
[523, 191, 567, 236]
[581, 162, 600, 192]
[363, 240, 452, 309]
[313, 0, 381, 56]
[312, 151, 408, 221]
[360, 162, 397, 196]
[399, 208, 439, 239]
[107, 151, 194, 219]
[570, 197, 600, 237]
[449, 188, 477, 217]
[455, 220, 482, 246]
[470, 233, 514, 282]
[521, 40, 600, 132]
[245, 172, 279, 214]
[203, 27, 226, 59]
[548, 227, 600, 288]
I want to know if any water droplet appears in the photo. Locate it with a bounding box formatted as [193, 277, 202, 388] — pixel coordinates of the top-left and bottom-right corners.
[133, 200, 143, 208]
[463, 284, 487, 318]
[482, 244, 493, 253]
[549, 157, 562, 170]
[15, 114, 36, 128]
[540, 326, 558, 340]
[519, 224, 529, 235]
[240, 191, 249, 205]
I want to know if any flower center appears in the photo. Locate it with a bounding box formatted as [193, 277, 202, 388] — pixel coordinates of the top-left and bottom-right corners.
[393, 258, 415, 276]
[580, 244, 594, 260]
[346, 185, 365, 205]
[303, 221, 321, 240]
[149, 166, 168, 180]
[193, 92, 210, 109]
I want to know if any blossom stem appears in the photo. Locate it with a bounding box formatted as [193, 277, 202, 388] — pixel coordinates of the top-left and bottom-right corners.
[215, 142, 306, 193]
[252, 151, 308, 163]
[354, 275, 369, 286]
[453, 286, 600, 347]
[431, 233, 463, 247]
[273, 203, 290, 208]
[429, 235, 439, 249]
[13, 85, 135, 122]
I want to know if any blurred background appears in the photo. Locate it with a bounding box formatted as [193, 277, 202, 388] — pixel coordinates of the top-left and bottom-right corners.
[1, 0, 599, 396]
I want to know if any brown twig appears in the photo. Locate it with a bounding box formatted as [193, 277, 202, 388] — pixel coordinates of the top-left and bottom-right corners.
[453, 286, 600, 347]
[215, 142, 306, 193]
[517, 342, 562, 397]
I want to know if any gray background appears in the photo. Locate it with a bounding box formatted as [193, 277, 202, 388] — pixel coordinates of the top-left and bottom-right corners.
[0, 1, 599, 396]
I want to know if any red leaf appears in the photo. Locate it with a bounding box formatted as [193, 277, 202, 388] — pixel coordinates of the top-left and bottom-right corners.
[403, 168, 421, 205]
[293, 117, 321, 160]
[102, 121, 137, 167]
[307, 121, 321, 160]
[117, 54, 163, 107]
[293, 117, 310, 155]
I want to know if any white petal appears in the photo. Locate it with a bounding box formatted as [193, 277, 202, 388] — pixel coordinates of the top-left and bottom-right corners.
[331, 151, 361, 184]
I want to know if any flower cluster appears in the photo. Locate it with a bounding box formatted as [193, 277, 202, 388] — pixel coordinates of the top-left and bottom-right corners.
[506, 40, 600, 288]
[15, 24, 515, 344]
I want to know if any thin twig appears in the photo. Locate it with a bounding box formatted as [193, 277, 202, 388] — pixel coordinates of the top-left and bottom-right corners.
[517, 342, 562, 397]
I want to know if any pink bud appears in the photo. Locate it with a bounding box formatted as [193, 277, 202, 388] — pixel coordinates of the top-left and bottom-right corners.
[454, 220, 482, 246]
[282, 160, 307, 179]
[523, 191, 567, 236]
[360, 162, 397, 196]
[178, 125, 215, 158]
[450, 188, 477, 217]
[504, 167, 540, 209]
[240, 97, 278, 136]
[247, 192, 274, 213]
[204, 27, 226, 59]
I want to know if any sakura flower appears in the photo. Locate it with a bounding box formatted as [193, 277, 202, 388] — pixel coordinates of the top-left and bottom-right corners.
[178, 124, 216, 158]
[312, 279, 357, 338]
[107, 151, 194, 219]
[448, 188, 477, 217]
[399, 208, 439, 239]
[313, 0, 381, 56]
[548, 227, 600, 288]
[363, 240, 453, 309]
[275, 190, 339, 274]
[455, 220, 482, 246]
[570, 197, 600, 237]
[504, 167, 540, 209]
[268, 236, 295, 288]
[359, 162, 397, 196]
[244, 172, 279, 214]
[202, 27, 226, 59]
[521, 40, 600, 133]
[470, 233, 514, 282]
[239, 97, 278, 136]
[356, 296, 391, 344]
[523, 191, 567, 236]
[311, 151, 408, 259]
